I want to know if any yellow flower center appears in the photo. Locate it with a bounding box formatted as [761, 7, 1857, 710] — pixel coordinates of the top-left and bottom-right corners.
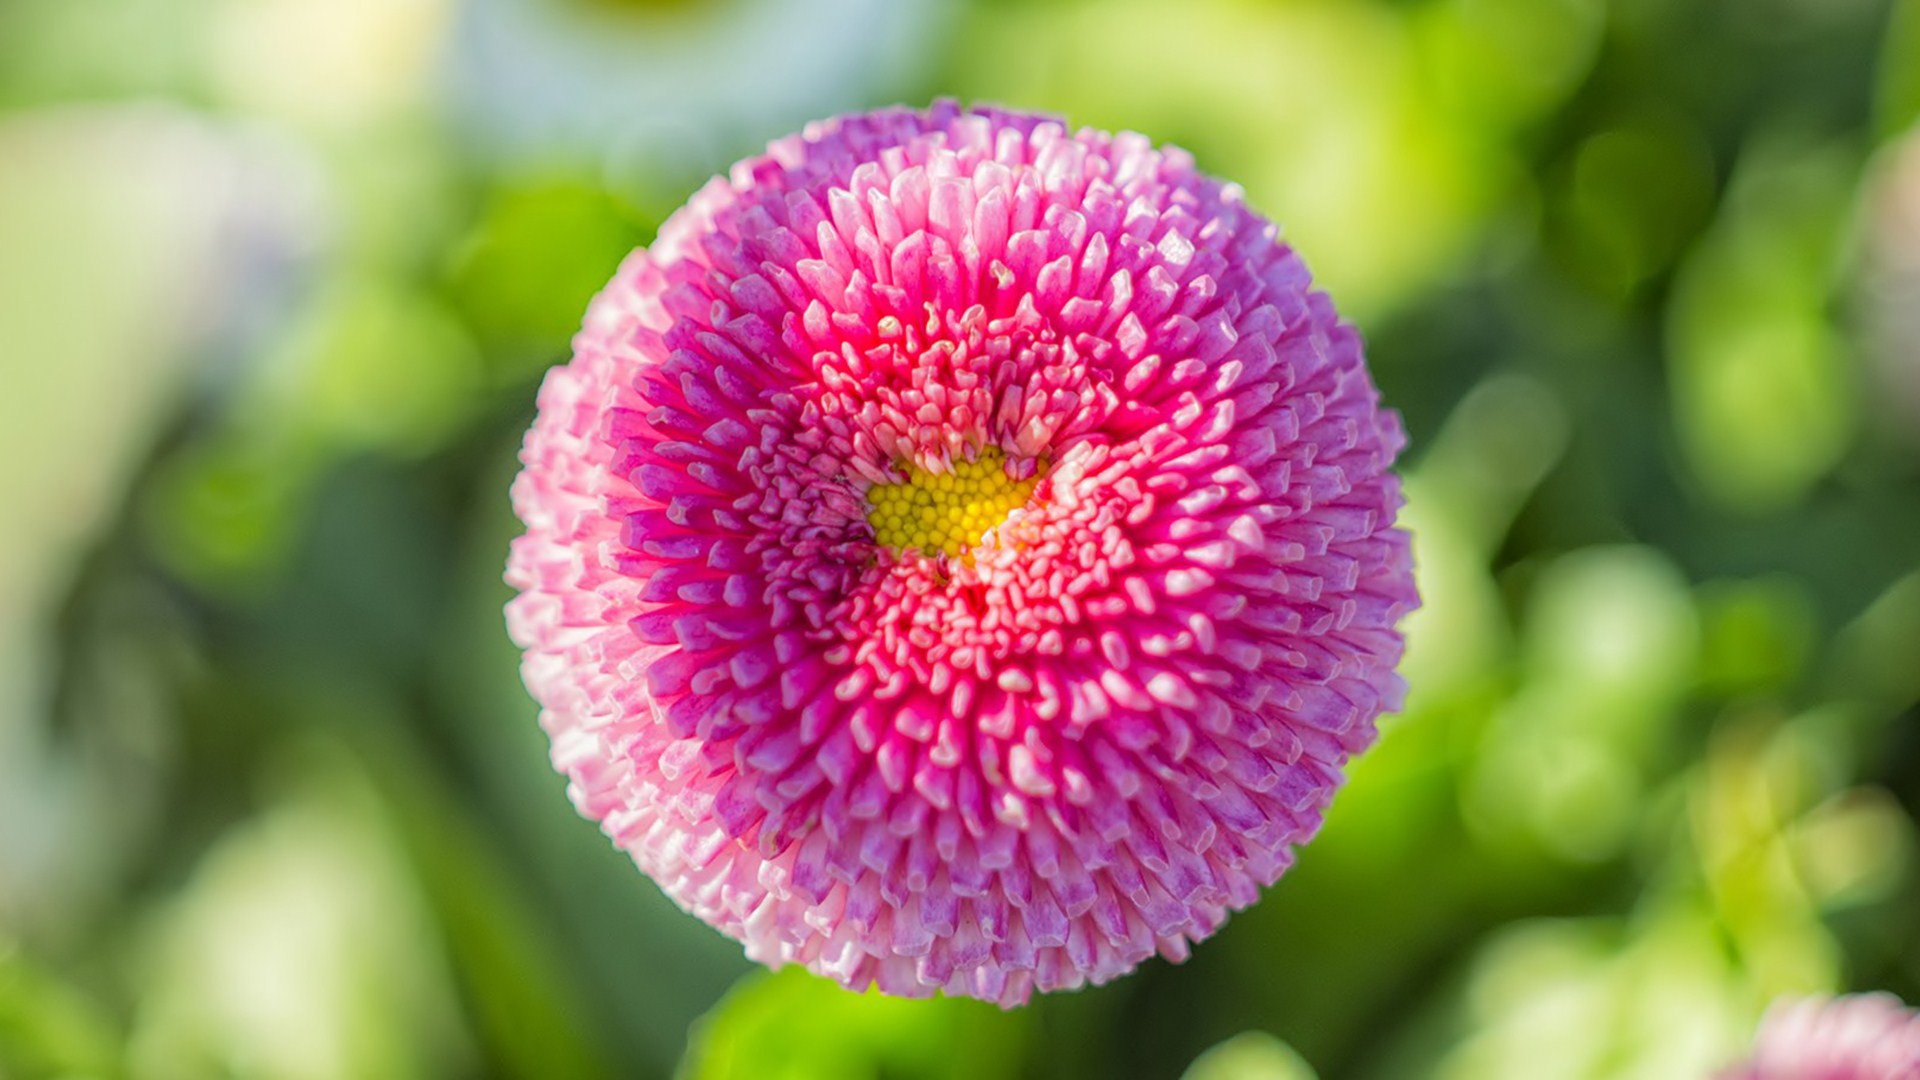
[865, 446, 1039, 559]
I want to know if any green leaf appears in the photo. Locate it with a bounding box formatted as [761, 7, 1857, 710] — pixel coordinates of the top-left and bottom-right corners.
[679, 968, 1026, 1080]
[1182, 1032, 1319, 1080]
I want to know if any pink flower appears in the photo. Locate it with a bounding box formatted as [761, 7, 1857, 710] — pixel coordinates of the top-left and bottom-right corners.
[1721, 995, 1920, 1080]
[505, 102, 1416, 1005]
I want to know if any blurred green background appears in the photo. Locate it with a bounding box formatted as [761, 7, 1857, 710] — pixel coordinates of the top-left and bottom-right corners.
[3, 0, 1918, 1077]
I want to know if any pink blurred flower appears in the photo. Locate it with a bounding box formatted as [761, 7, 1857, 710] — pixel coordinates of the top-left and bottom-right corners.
[505, 102, 1416, 1005]
[1721, 994, 1920, 1080]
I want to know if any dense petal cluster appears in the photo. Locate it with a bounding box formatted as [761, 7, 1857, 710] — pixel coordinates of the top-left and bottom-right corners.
[505, 102, 1417, 1005]
[1721, 995, 1920, 1080]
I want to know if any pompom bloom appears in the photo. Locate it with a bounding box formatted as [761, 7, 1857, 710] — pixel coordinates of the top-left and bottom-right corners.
[505, 102, 1417, 1005]
[1720, 995, 1920, 1080]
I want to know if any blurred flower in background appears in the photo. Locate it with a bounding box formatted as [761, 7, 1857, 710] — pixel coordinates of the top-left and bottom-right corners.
[1718, 993, 1920, 1079]
[448, 0, 948, 186]
[0, 102, 320, 930]
[1862, 127, 1920, 441]
[0, 0, 1916, 1077]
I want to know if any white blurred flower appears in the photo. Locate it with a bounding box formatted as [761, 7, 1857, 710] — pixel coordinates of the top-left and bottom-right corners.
[0, 103, 321, 931]
[206, 0, 454, 129]
[446, 0, 949, 185]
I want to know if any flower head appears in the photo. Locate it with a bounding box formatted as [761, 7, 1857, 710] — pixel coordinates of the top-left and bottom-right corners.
[1721, 995, 1920, 1080]
[505, 102, 1417, 1005]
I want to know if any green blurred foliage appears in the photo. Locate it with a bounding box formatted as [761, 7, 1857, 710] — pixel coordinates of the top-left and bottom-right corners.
[448, 181, 653, 364]
[1182, 1032, 1320, 1080]
[1668, 135, 1857, 512]
[0, 942, 123, 1080]
[1, 0, 1917, 1078]
[680, 968, 1025, 1080]
[1879, 0, 1920, 138]
[126, 739, 472, 1080]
